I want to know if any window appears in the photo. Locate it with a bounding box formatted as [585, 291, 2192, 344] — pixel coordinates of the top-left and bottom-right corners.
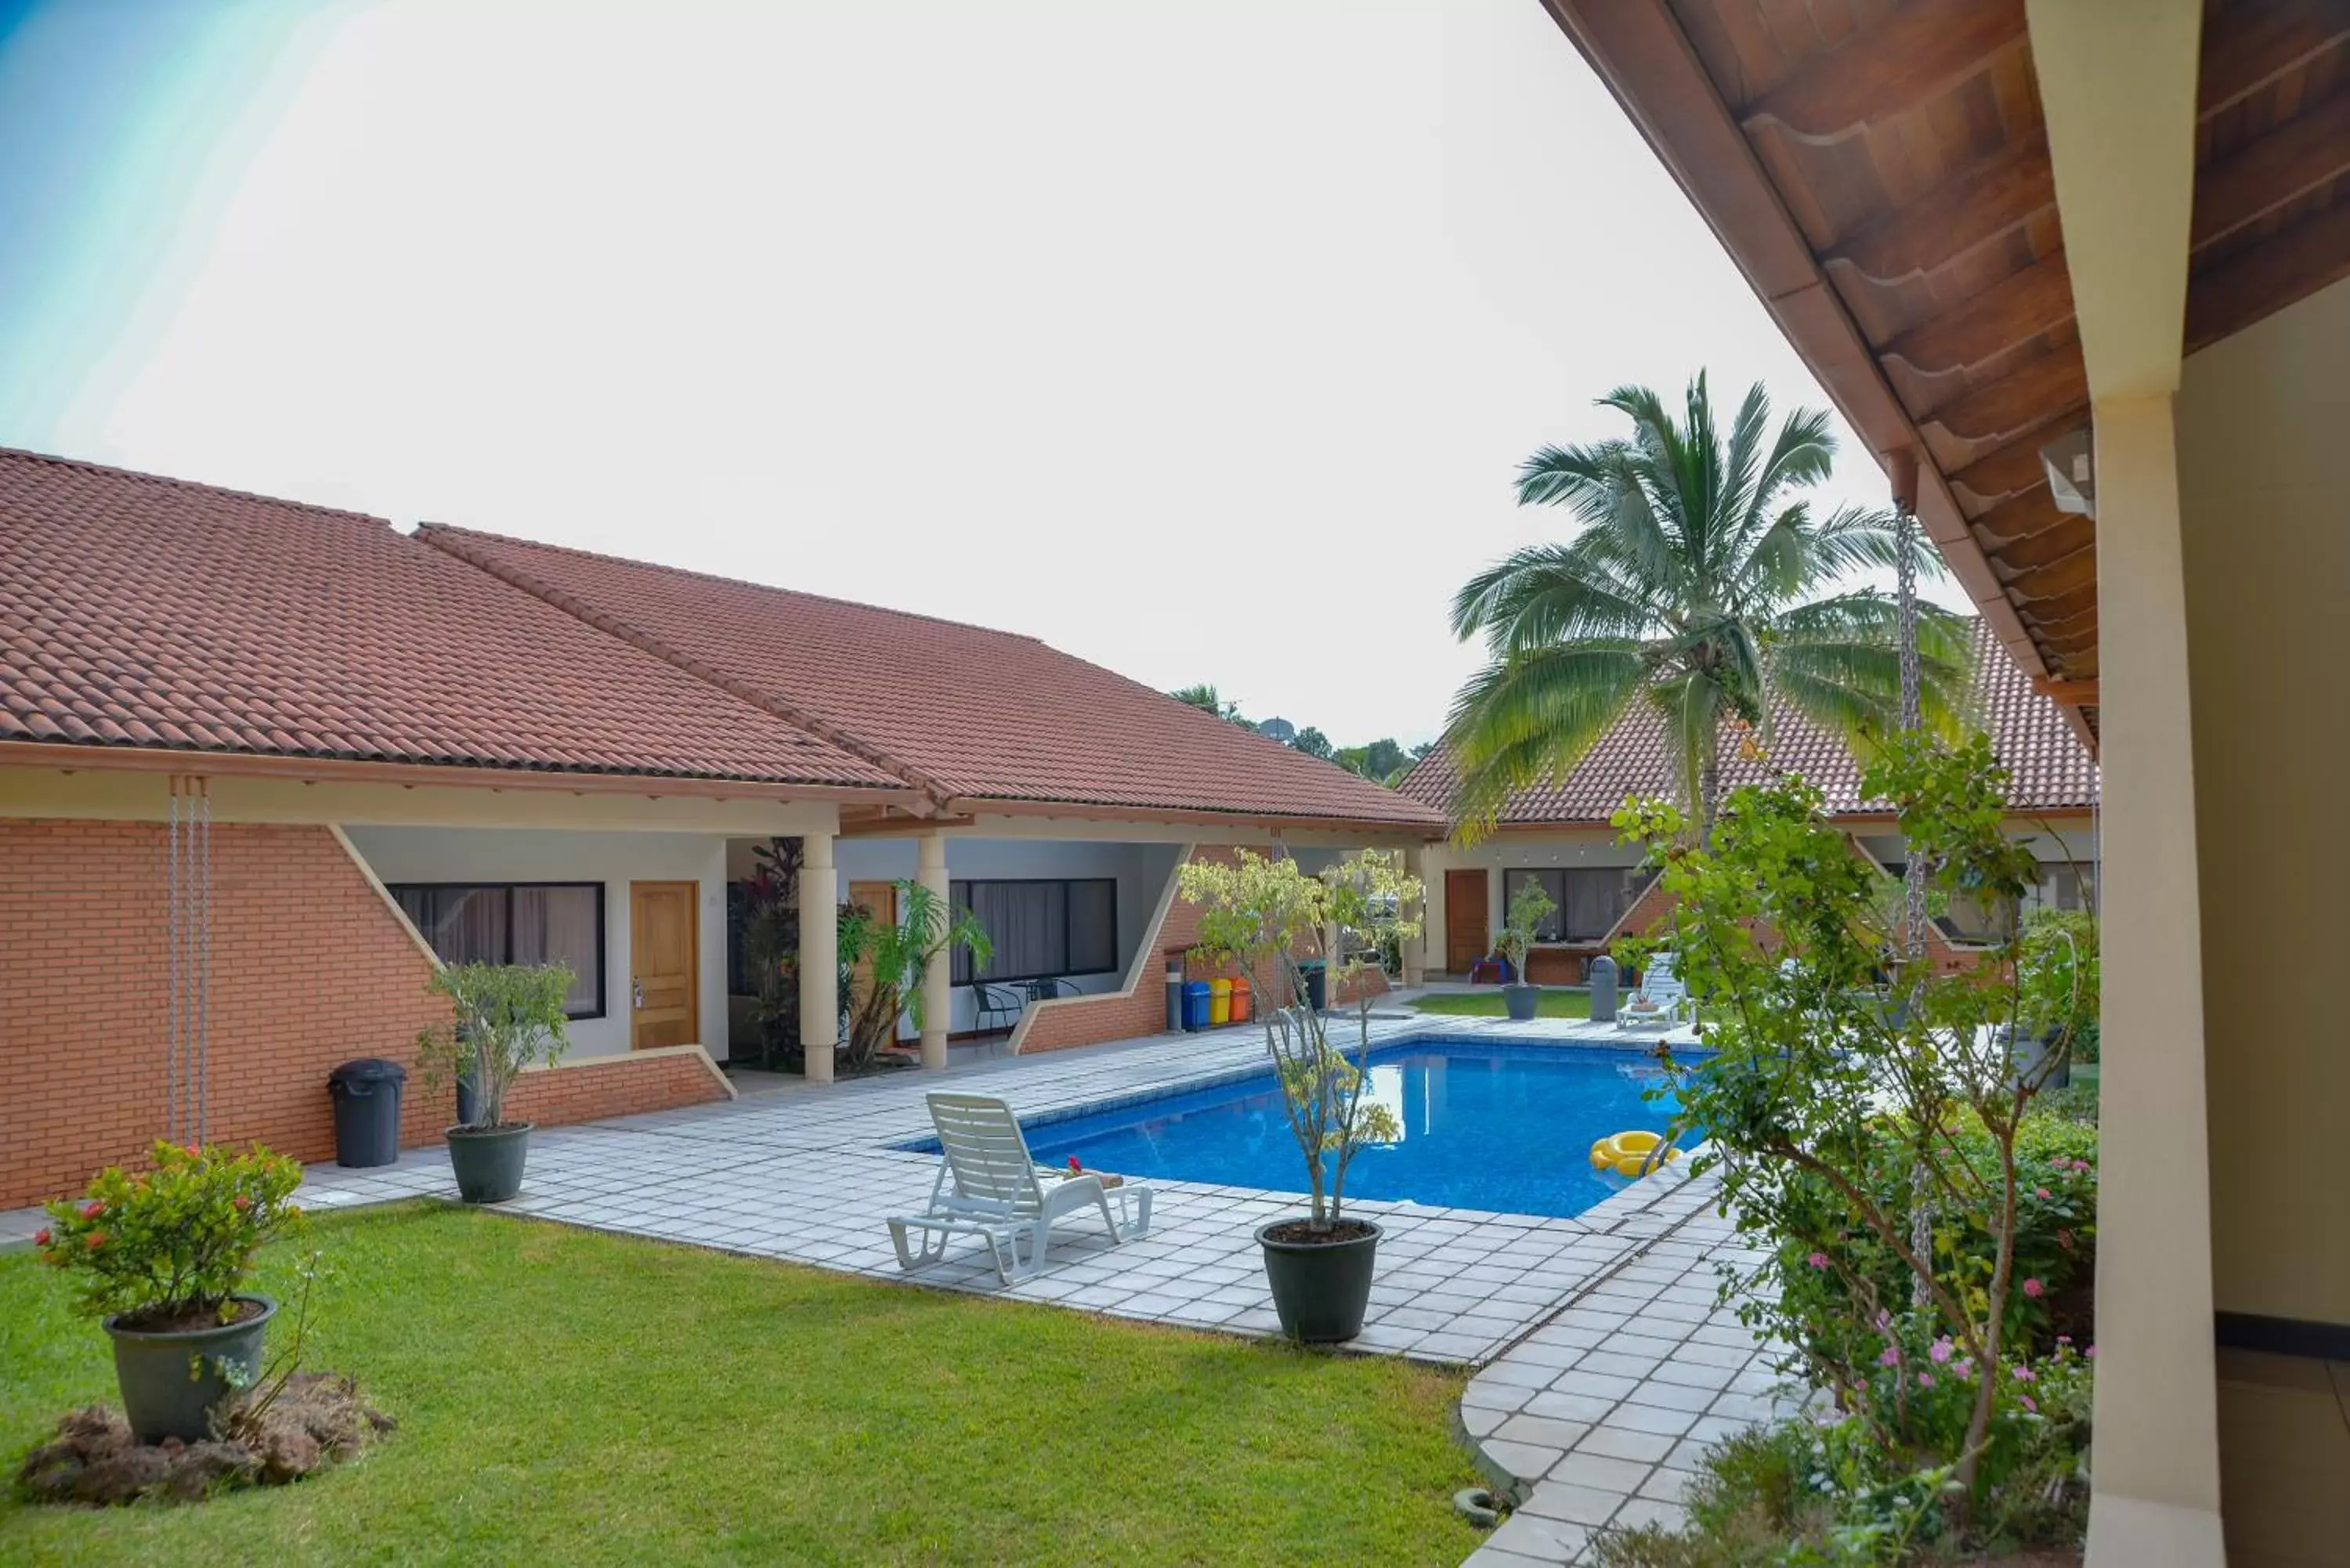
[1502, 867, 1648, 944]
[2032, 863, 2096, 914]
[949, 878, 1119, 985]
[389, 883, 604, 1018]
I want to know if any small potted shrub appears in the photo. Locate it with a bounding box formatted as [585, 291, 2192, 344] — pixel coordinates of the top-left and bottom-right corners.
[416, 961, 573, 1203]
[33, 1141, 302, 1442]
[1178, 848, 1419, 1342]
[1492, 876, 1556, 1022]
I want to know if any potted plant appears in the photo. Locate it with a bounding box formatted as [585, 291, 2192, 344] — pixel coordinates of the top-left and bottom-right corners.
[834, 880, 992, 1074]
[1492, 876, 1556, 1021]
[1177, 848, 1420, 1342]
[33, 1141, 303, 1442]
[416, 960, 573, 1203]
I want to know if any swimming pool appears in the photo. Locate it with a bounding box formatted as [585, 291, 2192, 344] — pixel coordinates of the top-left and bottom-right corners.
[967, 1038, 1690, 1220]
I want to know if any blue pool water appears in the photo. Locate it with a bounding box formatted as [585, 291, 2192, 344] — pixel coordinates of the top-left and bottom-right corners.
[987, 1039, 1688, 1220]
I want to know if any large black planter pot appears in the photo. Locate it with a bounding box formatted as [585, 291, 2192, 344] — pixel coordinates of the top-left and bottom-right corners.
[1256, 1219, 1382, 1343]
[446, 1122, 533, 1204]
[105, 1294, 277, 1443]
[1502, 983, 1541, 1022]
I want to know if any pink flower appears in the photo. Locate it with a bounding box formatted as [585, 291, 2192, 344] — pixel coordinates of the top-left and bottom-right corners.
[2019, 1394, 2037, 1413]
[1878, 1346, 1900, 1367]
[2034, 1187, 2052, 1201]
[2085, 1344, 2098, 1360]
[2052, 1156, 2070, 1169]
[1917, 1372, 1934, 1389]
[1929, 1338, 1953, 1364]
[1873, 1310, 1891, 1331]
[2055, 1335, 2072, 1346]
[2012, 1364, 2035, 1382]
[233, 1194, 250, 1212]
[1067, 1157, 1082, 1173]
[32, 1227, 49, 1246]
[1955, 1359, 1975, 1379]
[79, 1201, 103, 1220]
[1806, 1252, 1829, 1270]
[2072, 1159, 2091, 1174]
[2021, 1277, 2044, 1299]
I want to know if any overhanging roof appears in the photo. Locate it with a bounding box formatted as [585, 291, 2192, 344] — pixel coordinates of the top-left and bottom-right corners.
[1540, 0, 2350, 755]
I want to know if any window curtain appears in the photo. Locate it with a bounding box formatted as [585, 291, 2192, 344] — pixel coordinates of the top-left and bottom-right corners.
[1066, 880, 1116, 973]
[514, 885, 600, 1013]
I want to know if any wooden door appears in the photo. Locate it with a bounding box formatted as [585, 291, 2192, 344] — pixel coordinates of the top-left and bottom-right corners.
[1444, 869, 1489, 974]
[629, 881, 700, 1050]
[845, 880, 898, 1016]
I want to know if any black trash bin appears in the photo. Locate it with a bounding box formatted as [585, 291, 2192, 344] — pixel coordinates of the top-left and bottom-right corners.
[1301, 959, 1328, 1013]
[328, 1058, 408, 1169]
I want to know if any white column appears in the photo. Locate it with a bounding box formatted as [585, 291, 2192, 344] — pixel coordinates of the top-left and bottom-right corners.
[916, 830, 952, 1071]
[797, 831, 837, 1085]
[1401, 844, 1427, 987]
[2084, 394, 2224, 1566]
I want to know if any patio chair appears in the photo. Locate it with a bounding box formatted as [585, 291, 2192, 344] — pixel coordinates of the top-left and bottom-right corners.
[972, 981, 1027, 1035]
[1614, 952, 1692, 1029]
[888, 1093, 1153, 1284]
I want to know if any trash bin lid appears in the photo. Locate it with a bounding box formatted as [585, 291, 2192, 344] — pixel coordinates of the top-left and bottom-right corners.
[329, 1057, 408, 1086]
[1183, 981, 1211, 996]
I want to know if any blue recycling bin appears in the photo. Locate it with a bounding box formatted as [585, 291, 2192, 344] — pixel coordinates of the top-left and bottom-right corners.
[1181, 981, 1212, 1031]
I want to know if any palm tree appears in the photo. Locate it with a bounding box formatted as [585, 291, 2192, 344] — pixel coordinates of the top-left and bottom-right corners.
[1444, 375, 1971, 837]
[1170, 683, 1256, 731]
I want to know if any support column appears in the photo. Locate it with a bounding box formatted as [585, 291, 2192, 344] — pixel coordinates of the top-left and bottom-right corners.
[916, 830, 952, 1071]
[2085, 394, 2224, 1566]
[1401, 844, 1427, 987]
[798, 831, 837, 1085]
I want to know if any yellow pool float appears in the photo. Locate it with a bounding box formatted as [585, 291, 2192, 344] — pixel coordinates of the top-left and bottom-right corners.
[1589, 1129, 1680, 1178]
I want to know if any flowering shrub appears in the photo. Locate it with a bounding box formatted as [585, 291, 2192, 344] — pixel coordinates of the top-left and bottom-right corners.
[34, 1142, 302, 1330]
[1616, 732, 2096, 1526]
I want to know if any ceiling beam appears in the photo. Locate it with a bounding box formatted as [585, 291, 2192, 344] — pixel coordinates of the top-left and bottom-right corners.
[1737, 0, 2026, 144]
[2025, 0, 2201, 398]
[1948, 410, 2093, 510]
[2034, 677, 2101, 706]
[2190, 85, 2350, 251]
[2185, 185, 2350, 351]
[1823, 133, 2055, 286]
[1882, 251, 2074, 374]
[1918, 341, 2086, 439]
[2197, 0, 2350, 120]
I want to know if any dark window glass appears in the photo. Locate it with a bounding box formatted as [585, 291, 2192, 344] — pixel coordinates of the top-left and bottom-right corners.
[949, 878, 1119, 985]
[389, 883, 603, 1018]
[1502, 866, 1649, 943]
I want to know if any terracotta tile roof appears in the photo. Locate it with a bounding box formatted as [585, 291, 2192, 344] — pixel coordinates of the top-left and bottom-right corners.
[0, 448, 904, 789]
[421, 526, 1446, 829]
[1397, 623, 2096, 826]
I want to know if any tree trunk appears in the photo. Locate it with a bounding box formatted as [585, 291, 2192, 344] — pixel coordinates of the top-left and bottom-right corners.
[1697, 746, 1723, 841]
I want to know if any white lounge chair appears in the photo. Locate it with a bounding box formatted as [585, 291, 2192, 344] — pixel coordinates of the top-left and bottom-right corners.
[1614, 952, 1691, 1029]
[888, 1092, 1153, 1284]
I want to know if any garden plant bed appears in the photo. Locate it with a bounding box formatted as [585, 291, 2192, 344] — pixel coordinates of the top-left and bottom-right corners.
[20, 1374, 393, 1506]
[2, 1203, 1484, 1565]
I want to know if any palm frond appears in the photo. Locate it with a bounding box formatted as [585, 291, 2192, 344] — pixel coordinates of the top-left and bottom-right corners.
[1444, 642, 1647, 836]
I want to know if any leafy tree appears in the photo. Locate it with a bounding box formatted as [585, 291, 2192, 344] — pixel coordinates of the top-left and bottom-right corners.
[1290, 726, 1333, 759]
[1177, 851, 1421, 1230]
[836, 880, 992, 1073]
[1446, 374, 1971, 836]
[416, 962, 575, 1129]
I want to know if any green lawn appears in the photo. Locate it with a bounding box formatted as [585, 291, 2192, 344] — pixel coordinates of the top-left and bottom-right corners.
[1408, 988, 1593, 1020]
[0, 1205, 1484, 1567]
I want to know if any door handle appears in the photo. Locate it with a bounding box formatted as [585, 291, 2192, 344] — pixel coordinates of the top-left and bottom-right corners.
[632, 978, 645, 1010]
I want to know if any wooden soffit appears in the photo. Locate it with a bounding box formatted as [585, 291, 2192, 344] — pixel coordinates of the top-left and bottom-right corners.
[1541, 0, 2350, 755]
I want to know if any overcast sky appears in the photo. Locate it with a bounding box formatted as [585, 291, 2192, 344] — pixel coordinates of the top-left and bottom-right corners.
[0, 0, 1969, 749]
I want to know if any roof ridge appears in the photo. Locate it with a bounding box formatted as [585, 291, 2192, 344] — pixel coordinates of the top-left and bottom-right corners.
[0, 445, 390, 526]
[417, 522, 1050, 644]
[418, 526, 952, 808]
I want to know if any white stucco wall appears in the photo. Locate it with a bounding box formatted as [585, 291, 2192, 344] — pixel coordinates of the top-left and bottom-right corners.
[343, 826, 729, 1060]
[737, 835, 1179, 1036]
[1421, 831, 1651, 973]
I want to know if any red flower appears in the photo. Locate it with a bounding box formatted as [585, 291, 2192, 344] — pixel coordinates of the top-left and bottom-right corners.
[32, 1227, 49, 1247]
[85, 1230, 107, 1249]
[2021, 1277, 2044, 1299]
[1067, 1157, 1083, 1173]
[233, 1195, 251, 1212]
[80, 1201, 103, 1220]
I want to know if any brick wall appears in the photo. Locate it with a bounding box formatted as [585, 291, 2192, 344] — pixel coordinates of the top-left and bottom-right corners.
[508, 1049, 729, 1125]
[0, 818, 725, 1207]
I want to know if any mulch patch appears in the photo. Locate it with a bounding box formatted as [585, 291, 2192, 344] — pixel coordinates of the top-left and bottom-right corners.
[20, 1373, 393, 1505]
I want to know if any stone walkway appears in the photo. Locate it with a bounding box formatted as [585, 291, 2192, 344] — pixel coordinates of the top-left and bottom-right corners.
[2, 1014, 1779, 1566]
